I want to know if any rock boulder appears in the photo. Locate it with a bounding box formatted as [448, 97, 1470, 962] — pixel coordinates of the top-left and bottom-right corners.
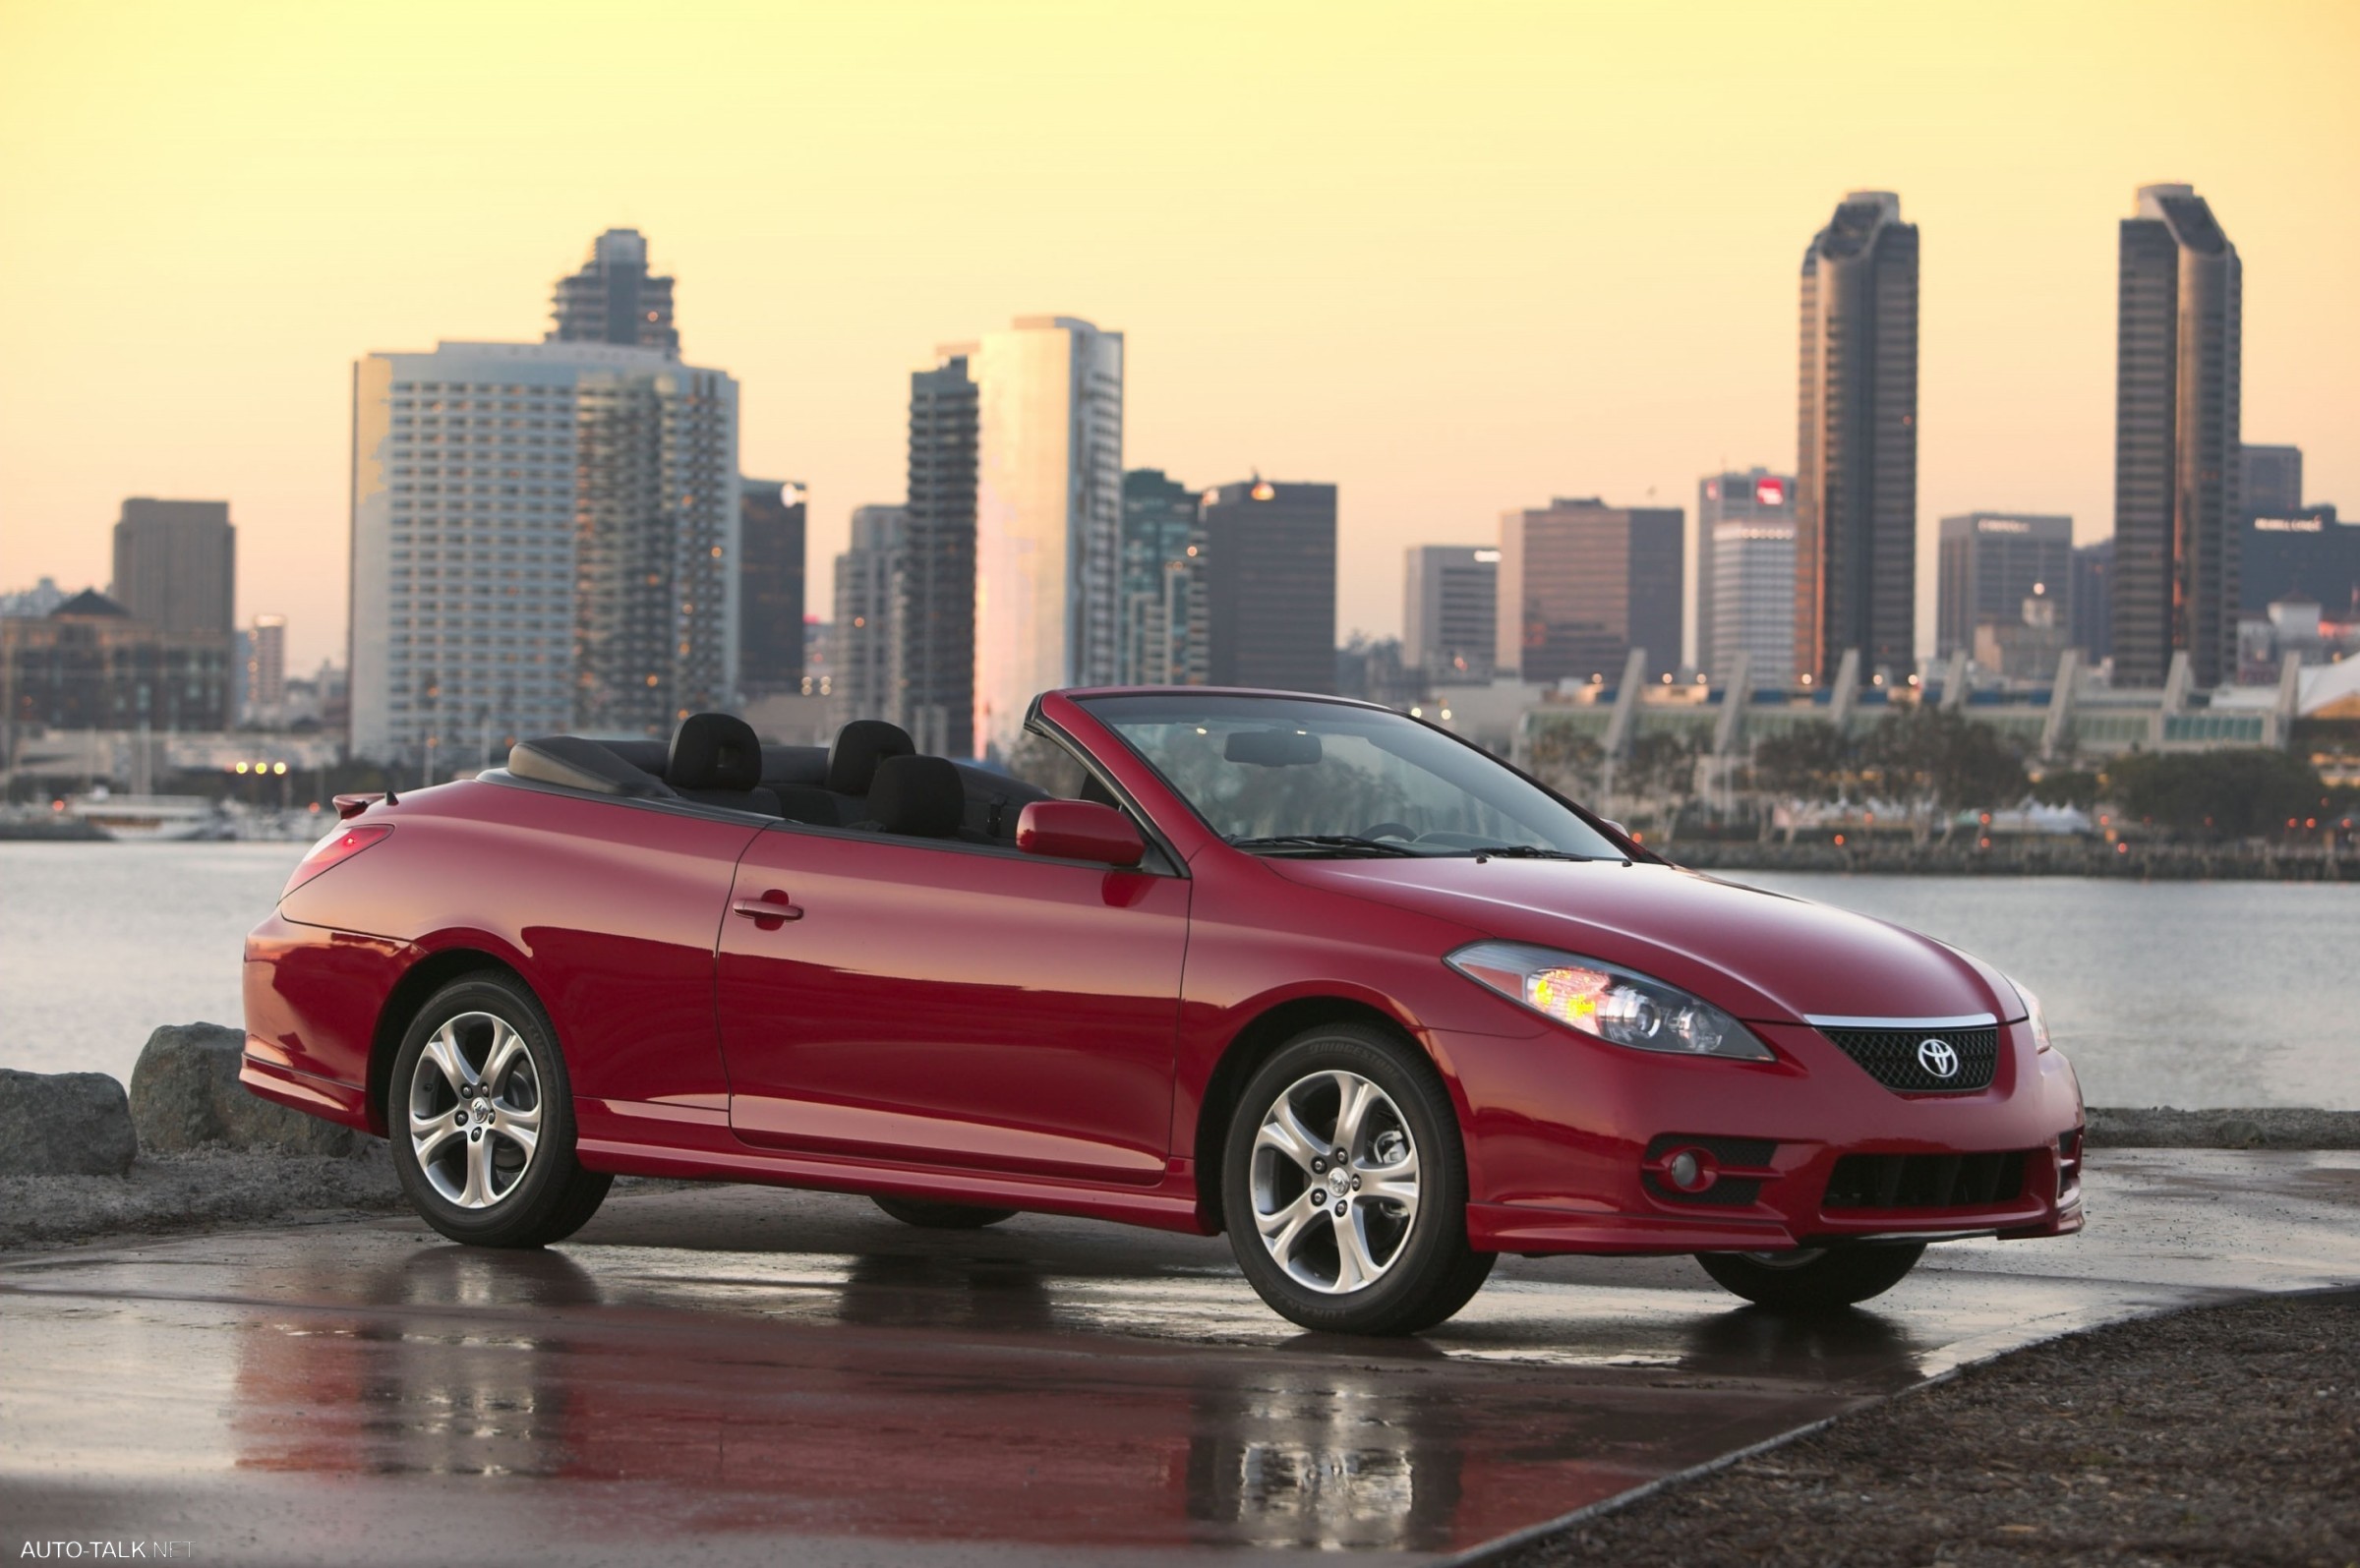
[129, 1023, 358, 1156]
[0, 1070, 139, 1176]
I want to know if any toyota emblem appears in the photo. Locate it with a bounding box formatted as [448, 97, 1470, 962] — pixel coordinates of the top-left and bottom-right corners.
[1917, 1038, 1960, 1078]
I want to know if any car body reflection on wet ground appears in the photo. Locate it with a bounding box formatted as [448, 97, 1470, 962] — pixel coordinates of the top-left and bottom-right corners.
[4, 1150, 2356, 1566]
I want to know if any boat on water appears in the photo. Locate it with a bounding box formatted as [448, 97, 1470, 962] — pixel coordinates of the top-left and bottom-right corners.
[60, 790, 232, 842]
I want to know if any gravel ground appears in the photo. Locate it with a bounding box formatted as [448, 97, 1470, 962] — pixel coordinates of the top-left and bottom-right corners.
[1479, 1289, 2360, 1568]
[2084, 1107, 2360, 1150]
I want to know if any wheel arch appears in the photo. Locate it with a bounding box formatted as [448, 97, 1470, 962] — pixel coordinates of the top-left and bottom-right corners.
[1191, 994, 1458, 1236]
[366, 947, 531, 1136]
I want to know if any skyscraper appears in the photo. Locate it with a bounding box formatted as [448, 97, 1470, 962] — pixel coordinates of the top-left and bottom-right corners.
[1402, 545, 1497, 685]
[548, 228, 679, 356]
[896, 351, 979, 756]
[2242, 444, 2302, 520]
[1496, 498, 1682, 684]
[1199, 480, 1337, 694]
[1935, 513, 2074, 661]
[2071, 540, 2114, 663]
[1696, 470, 1795, 684]
[2113, 184, 2241, 688]
[247, 612, 288, 715]
[832, 504, 905, 728]
[111, 498, 235, 641]
[738, 479, 806, 697]
[347, 341, 739, 765]
[972, 317, 1123, 756]
[1796, 191, 1919, 682]
[1119, 469, 1205, 685]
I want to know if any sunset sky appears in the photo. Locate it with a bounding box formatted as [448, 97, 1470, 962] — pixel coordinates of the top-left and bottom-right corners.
[2, 0, 2354, 669]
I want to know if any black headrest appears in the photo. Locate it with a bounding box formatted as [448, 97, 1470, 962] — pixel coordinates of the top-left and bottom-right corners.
[668, 713, 762, 791]
[867, 755, 966, 839]
[828, 720, 914, 794]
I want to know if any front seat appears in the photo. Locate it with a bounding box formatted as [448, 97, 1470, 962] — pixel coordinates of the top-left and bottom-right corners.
[864, 754, 968, 840]
[666, 713, 781, 815]
[778, 719, 915, 826]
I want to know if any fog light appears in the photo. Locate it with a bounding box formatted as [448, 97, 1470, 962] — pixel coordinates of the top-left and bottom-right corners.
[1660, 1145, 1718, 1192]
[1669, 1150, 1701, 1189]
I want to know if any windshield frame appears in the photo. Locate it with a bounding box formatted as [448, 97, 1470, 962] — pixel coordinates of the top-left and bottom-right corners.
[1069, 690, 1657, 864]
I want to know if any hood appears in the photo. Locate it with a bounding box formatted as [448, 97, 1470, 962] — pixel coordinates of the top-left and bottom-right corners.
[1268, 856, 2015, 1026]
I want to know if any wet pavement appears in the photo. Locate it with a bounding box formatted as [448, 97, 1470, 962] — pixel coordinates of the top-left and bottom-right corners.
[4, 1149, 2356, 1566]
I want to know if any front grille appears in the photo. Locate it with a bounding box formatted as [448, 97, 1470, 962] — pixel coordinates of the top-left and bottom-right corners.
[1821, 1024, 1999, 1092]
[1823, 1150, 2029, 1211]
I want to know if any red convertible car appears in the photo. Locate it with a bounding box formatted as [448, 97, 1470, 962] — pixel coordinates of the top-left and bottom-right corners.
[244, 688, 2084, 1333]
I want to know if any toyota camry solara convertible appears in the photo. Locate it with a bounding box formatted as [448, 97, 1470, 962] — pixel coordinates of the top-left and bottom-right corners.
[244, 688, 2084, 1333]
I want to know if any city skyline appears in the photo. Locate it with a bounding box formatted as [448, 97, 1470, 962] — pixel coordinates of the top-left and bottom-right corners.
[2, 3, 2353, 670]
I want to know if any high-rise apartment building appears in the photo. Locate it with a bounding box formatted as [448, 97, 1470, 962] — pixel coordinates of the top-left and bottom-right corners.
[548, 229, 678, 356]
[832, 504, 905, 728]
[1797, 191, 1919, 682]
[1496, 498, 1682, 684]
[2242, 444, 2302, 520]
[973, 317, 1123, 756]
[1199, 481, 1337, 694]
[896, 352, 980, 756]
[738, 479, 806, 697]
[1402, 545, 1498, 685]
[346, 340, 739, 765]
[247, 613, 287, 715]
[112, 498, 235, 641]
[1120, 469, 1206, 686]
[1935, 513, 2074, 661]
[1696, 470, 1795, 686]
[2071, 540, 2114, 663]
[2113, 184, 2241, 687]
[2245, 509, 2358, 620]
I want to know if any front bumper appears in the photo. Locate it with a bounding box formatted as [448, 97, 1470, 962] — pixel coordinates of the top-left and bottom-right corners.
[1434, 1014, 2086, 1256]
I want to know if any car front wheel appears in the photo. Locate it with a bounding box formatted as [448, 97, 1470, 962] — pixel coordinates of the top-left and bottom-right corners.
[389, 972, 612, 1249]
[1221, 1024, 1494, 1335]
[1694, 1243, 1926, 1310]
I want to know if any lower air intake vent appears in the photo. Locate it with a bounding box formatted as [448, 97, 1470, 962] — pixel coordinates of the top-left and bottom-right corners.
[1823, 1150, 2029, 1211]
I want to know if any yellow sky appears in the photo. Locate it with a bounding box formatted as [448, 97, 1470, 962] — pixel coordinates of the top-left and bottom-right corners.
[2, 0, 2354, 668]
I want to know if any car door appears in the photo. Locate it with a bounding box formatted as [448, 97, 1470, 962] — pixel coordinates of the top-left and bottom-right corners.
[715, 822, 1190, 1185]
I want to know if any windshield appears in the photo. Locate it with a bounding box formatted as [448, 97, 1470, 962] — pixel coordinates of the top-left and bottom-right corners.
[1075, 694, 1625, 859]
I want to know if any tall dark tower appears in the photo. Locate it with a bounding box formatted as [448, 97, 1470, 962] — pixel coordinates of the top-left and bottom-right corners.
[548, 228, 680, 356]
[1796, 191, 1919, 684]
[2113, 185, 2242, 688]
[895, 350, 978, 756]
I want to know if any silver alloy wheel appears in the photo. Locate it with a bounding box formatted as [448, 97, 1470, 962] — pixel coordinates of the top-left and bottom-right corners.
[407, 1011, 542, 1209]
[1249, 1069, 1421, 1294]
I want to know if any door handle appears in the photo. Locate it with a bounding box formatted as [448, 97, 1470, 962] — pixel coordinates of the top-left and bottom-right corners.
[732, 893, 803, 927]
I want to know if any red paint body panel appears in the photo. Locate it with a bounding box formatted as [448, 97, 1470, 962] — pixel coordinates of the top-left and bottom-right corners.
[241, 689, 2086, 1258]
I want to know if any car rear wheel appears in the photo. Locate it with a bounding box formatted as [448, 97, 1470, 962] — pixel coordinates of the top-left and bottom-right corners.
[1222, 1024, 1494, 1335]
[389, 973, 612, 1249]
[871, 1195, 1019, 1229]
[1694, 1243, 1926, 1310]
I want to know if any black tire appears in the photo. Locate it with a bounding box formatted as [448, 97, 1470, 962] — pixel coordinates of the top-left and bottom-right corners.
[1694, 1243, 1926, 1310]
[1221, 1023, 1495, 1335]
[387, 972, 612, 1249]
[871, 1195, 1019, 1230]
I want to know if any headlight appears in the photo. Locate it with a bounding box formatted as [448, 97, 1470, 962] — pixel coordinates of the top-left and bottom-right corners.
[2011, 979, 2054, 1053]
[1446, 940, 1773, 1061]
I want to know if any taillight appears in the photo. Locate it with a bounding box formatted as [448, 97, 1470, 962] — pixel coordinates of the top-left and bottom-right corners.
[283, 824, 393, 898]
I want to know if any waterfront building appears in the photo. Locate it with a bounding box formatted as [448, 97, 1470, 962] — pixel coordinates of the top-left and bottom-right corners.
[1972, 586, 2071, 682]
[896, 352, 979, 756]
[112, 498, 235, 642]
[738, 480, 806, 697]
[1697, 470, 1795, 689]
[346, 339, 740, 766]
[1120, 469, 1206, 686]
[245, 613, 287, 720]
[2113, 184, 2242, 688]
[1402, 545, 1498, 686]
[548, 228, 678, 355]
[2243, 444, 2302, 519]
[1199, 479, 1337, 694]
[1496, 497, 1682, 684]
[2244, 508, 2358, 620]
[2071, 539, 2114, 663]
[831, 504, 905, 729]
[973, 317, 1124, 756]
[0, 590, 231, 732]
[1796, 191, 1919, 683]
[1935, 513, 2074, 662]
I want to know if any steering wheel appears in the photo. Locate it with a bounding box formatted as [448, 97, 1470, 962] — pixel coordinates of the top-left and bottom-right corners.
[1359, 821, 1420, 842]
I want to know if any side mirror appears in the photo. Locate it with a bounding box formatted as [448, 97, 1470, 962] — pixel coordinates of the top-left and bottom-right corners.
[1016, 800, 1145, 867]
